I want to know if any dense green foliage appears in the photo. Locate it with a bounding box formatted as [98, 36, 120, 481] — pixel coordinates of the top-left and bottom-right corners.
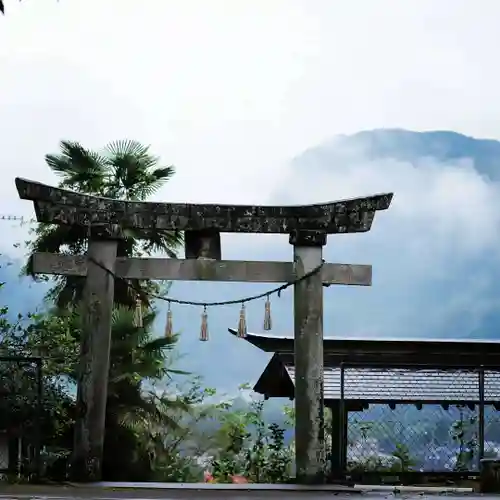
[0, 295, 294, 482]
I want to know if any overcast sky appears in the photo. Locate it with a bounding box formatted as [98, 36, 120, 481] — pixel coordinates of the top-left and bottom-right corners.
[2, 0, 500, 212]
[2, 1, 500, 357]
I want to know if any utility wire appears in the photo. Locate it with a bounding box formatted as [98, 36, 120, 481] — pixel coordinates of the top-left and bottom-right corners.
[0, 215, 24, 222]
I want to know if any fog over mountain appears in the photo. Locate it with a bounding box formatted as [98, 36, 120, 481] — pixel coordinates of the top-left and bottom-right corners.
[3, 129, 500, 392]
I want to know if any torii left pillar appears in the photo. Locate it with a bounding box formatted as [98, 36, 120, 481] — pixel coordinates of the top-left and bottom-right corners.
[72, 228, 119, 482]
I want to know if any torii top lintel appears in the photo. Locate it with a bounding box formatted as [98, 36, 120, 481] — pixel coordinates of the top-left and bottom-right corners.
[15, 178, 393, 234]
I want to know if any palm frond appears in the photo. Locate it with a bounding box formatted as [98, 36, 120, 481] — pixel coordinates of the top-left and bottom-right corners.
[163, 368, 191, 376]
[130, 181, 165, 200]
[149, 390, 191, 413]
[141, 336, 177, 352]
[102, 140, 175, 201]
[113, 387, 188, 433]
[28, 224, 87, 256]
[118, 405, 181, 433]
[45, 140, 107, 194]
[111, 306, 157, 340]
[105, 140, 151, 159]
[53, 276, 86, 309]
[139, 229, 183, 258]
[151, 166, 176, 180]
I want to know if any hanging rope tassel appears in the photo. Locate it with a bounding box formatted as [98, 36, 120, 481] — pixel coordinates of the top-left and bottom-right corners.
[134, 296, 143, 328]
[165, 302, 173, 338]
[200, 306, 209, 341]
[263, 295, 272, 331]
[237, 303, 247, 338]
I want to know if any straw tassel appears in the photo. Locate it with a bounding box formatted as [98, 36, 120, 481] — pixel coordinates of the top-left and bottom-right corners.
[263, 295, 272, 331]
[200, 306, 209, 341]
[165, 303, 173, 338]
[237, 303, 247, 338]
[134, 296, 143, 328]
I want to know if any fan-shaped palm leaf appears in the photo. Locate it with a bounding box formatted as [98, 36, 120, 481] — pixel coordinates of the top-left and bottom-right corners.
[102, 139, 174, 200]
[29, 139, 182, 308]
[106, 140, 152, 159]
[45, 140, 107, 194]
[139, 229, 183, 258]
[108, 307, 182, 384]
[105, 307, 188, 435]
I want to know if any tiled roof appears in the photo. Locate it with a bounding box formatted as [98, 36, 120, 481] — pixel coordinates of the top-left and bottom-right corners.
[285, 366, 500, 403]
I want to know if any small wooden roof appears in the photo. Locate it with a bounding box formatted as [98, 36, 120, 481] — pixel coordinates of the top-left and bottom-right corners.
[228, 328, 500, 367]
[252, 353, 500, 405]
[228, 329, 500, 405]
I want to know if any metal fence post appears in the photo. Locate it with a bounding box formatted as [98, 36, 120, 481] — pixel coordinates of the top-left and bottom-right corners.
[339, 363, 346, 475]
[35, 358, 42, 481]
[478, 366, 485, 468]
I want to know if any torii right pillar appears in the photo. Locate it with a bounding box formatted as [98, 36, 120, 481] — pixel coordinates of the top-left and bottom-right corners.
[290, 197, 394, 484]
[292, 229, 326, 484]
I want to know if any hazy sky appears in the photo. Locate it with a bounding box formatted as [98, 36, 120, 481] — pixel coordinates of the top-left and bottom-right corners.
[2, 1, 500, 362]
[2, 0, 500, 215]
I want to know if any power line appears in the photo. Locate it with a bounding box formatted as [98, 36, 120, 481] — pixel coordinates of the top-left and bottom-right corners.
[0, 215, 24, 222]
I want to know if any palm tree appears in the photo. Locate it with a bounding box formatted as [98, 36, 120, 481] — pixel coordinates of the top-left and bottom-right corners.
[26, 139, 183, 308]
[102, 307, 190, 480]
[22, 139, 188, 478]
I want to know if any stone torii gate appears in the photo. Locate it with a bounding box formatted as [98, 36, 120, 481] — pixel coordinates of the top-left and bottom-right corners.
[15, 177, 392, 483]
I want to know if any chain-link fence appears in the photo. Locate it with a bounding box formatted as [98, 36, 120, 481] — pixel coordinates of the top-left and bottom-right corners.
[347, 404, 482, 473]
[0, 356, 42, 478]
[339, 363, 500, 477]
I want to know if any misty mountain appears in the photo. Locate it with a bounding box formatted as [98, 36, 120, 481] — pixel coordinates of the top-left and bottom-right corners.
[3, 129, 500, 393]
[296, 129, 500, 181]
[169, 129, 500, 390]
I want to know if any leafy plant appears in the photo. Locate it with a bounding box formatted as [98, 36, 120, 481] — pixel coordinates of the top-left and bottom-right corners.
[450, 405, 477, 471]
[209, 393, 292, 483]
[390, 443, 416, 472]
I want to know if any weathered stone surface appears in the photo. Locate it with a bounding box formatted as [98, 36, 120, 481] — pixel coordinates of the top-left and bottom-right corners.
[89, 224, 126, 240]
[184, 230, 222, 259]
[32, 252, 373, 285]
[293, 245, 325, 484]
[16, 178, 393, 235]
[289, 230, 327, 247]
[72, 238, 117, 482]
